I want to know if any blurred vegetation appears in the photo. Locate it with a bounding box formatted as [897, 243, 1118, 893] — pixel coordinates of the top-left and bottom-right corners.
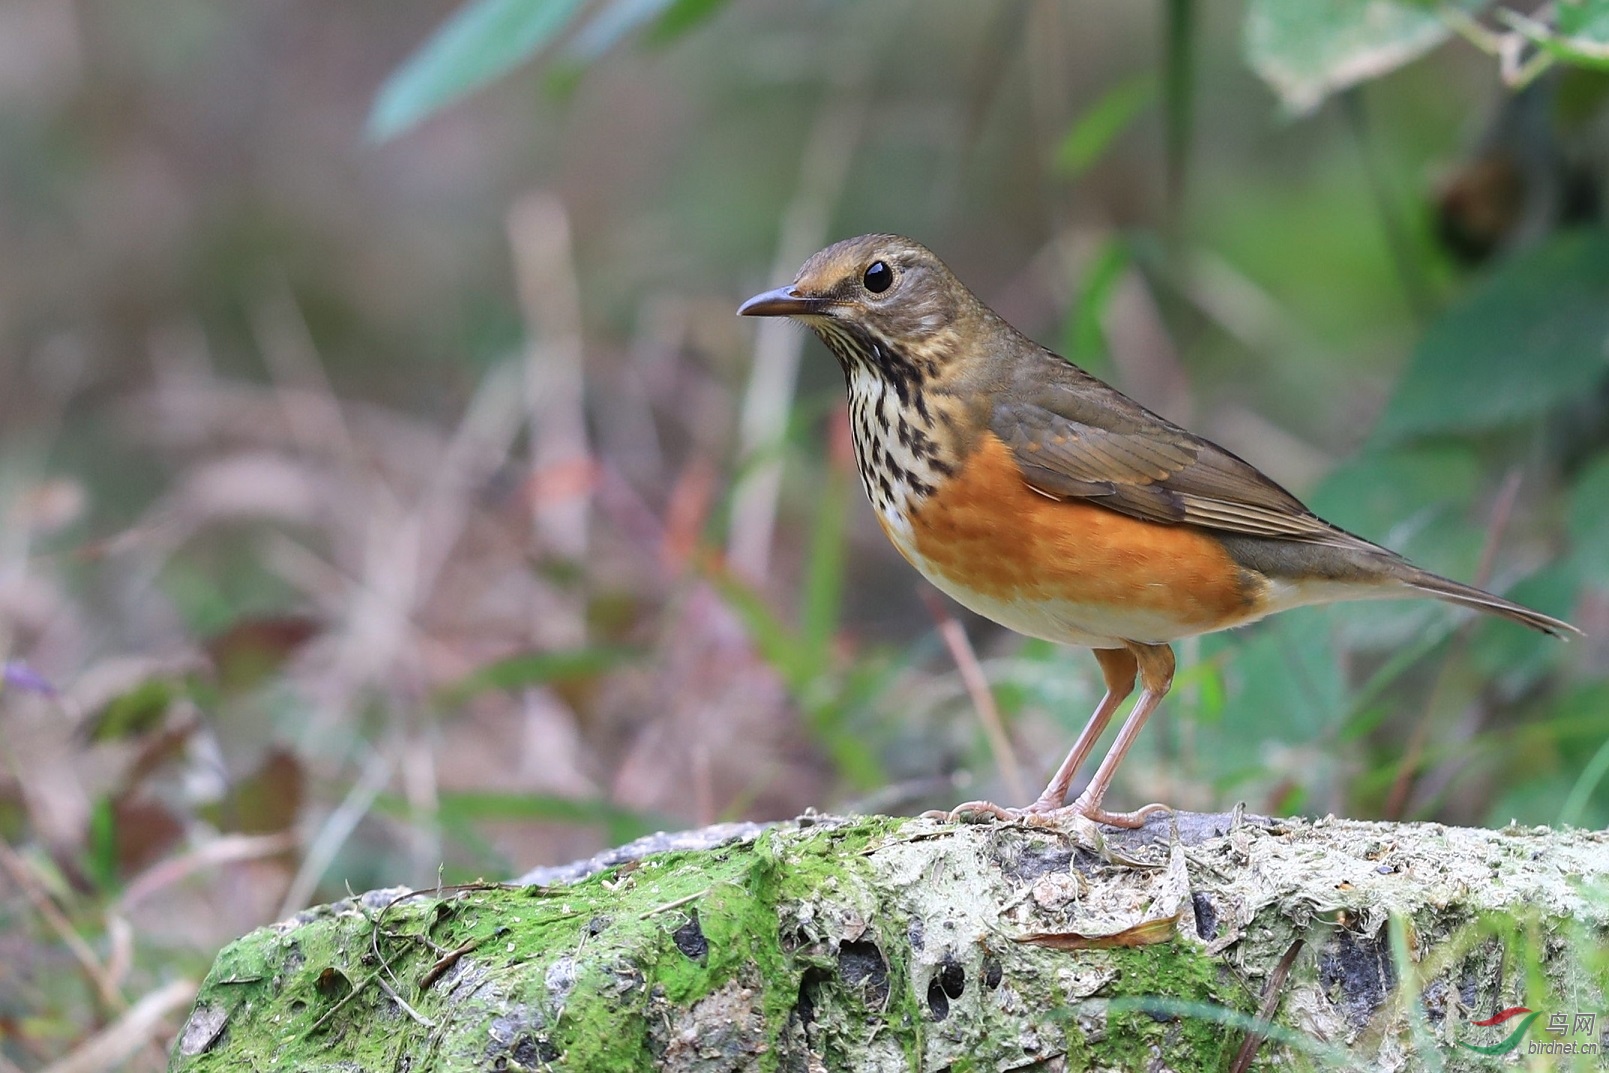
[1, 0, 1608, 1068]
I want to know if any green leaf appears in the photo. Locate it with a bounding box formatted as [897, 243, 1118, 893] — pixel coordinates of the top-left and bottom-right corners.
[1054, 75, 1156, 178]
[1162, 0, 1195, 209]
[1558, 0, 1609, 40]
[368, 0, 588, 141]
[1568, 451, 1609, 580]
[799, 470, 851, 677]
[435, 646, 640, 708]
[1205, 609, 1347, 748]
[1243, 0, 1467, 114]
[1560, 725, 1609, 827]
[1468, 563, 1579, 686]
[88, 797, 119, 893]
[703, 565, 810, 695]
[372, 790, 665, 855]
[1061, 236, 1130, 374]
[432, 790, 664, 844]
[1373, 229, 1609, 442]
[1488, 681, 1609, 827]
[549, 0, 729, 92]
[86, 677, 184, 741]
[1307, 445, 1481, 538]
[1308, 446, 1490, 648]
[563, 0, 676, 64]
[644, 0, 731, 44]
[1503, 2, 1609, 71]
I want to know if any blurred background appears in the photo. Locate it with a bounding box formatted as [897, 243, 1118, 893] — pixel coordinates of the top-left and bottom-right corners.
[2, 0, 1608, 1066]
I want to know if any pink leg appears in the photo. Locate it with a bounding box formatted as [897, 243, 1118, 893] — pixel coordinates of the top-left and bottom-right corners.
[1067, 642, 1175, 828]
[937, 648, 1137, 823]
[1023, 648, 1138, 811]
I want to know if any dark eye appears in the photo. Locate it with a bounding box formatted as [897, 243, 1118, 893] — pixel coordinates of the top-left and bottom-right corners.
[862, 261, 893, 294]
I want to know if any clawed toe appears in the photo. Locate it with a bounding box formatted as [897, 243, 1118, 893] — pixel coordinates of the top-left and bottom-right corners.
[925, 796, 1172, 831]
[1070, 800, 1172, 829]
[923, 799, 1024, 824]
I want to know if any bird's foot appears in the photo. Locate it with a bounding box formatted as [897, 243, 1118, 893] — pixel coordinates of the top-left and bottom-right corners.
[923, 785, 1078, 824]
[921, 799, 1028, 824]
[1064, 796, 1172, 830]
[923, 795, 1172, 831]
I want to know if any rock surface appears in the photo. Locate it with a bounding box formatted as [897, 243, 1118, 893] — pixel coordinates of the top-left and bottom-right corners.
[168, 812, 1609, 1071]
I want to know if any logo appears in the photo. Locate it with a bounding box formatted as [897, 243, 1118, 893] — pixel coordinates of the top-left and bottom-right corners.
[1458, 1007, 1540, 1055]
[1459, 1007, 1603, 1058]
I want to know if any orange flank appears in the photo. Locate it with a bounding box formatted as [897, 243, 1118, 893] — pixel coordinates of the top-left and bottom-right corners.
[905, 431, 1264, 642]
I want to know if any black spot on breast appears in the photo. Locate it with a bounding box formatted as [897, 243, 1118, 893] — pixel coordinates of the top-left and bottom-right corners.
[888, 370, 911, 406]
[912, 427, 936, 460]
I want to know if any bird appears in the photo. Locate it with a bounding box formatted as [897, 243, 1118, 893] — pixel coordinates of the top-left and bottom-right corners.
[738, 234, 1580, 828]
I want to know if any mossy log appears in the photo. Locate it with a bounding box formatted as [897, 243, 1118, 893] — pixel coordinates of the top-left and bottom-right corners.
[169, 813, 1609, 1072]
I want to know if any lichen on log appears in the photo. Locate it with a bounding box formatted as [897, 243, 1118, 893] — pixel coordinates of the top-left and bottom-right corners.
[169, 813, 1609, 1071]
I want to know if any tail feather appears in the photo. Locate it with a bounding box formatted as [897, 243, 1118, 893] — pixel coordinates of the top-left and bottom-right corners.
[1403, 570, 1581, 639]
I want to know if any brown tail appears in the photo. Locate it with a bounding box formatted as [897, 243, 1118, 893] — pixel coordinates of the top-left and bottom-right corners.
[1403, 570, 1581, 639]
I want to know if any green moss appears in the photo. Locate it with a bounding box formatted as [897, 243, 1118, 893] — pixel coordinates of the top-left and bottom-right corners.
[169, 813, 1609, 1071]
[1095, 945, 1253, 1068]
[175, 815, 1333, 1071]
[173, 819, 938, 1070]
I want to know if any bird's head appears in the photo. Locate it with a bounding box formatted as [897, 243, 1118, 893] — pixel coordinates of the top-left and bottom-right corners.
[738, 234, 981, 380]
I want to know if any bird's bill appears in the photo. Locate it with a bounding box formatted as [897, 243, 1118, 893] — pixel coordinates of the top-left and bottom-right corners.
[737, 286, 827, 318]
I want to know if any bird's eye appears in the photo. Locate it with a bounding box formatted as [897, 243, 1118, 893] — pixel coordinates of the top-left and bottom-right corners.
[862, 261, 893, 294]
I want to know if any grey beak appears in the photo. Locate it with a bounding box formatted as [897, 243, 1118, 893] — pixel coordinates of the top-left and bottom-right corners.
[737, 286, 826, 317]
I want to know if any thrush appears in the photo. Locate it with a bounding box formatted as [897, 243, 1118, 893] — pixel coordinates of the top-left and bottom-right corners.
[739, 234, 1580, 828]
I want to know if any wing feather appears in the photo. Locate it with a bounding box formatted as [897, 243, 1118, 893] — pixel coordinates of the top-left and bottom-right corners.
[990, 364, 1367, 550]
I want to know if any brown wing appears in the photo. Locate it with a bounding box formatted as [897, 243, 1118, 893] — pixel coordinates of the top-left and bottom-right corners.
[989, 360, 1368, 551]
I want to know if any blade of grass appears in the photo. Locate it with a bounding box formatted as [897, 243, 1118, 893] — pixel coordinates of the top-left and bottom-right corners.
[1341, 87, 1434, 320]
[1054, 74, 1156, 178]
[700, 557, 809, 696]
[1229, 938, 1305, 1073]
[511, 193, 591, 564]
[1102, 996, 1364, 1068]
[434, 647, 641, 709]
[1388, 913, 1446, 1073]
[1558, 736, 1609, 827]
[1162, 0, 1197, 226]
[1062, 235, 1131, 374]
[644, 0, 730, 44]
[727, 37, 874, 578]
[0, 838, 126, 1015]
[36, 979, 196, 1073]
[428, 790, 666, 846]
[277, 748, 393, 918]
[920, 589, 1026, 804]
[562, 0, 674, 64]
[798, 457, 851, 677]
[1384, 470, 1520, 819]
[368, 0, 587, 140]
